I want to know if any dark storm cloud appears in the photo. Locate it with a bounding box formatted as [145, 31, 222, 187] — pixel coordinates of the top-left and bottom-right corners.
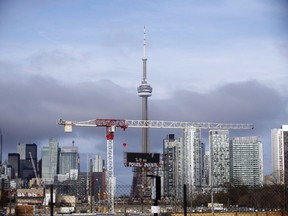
[152, 80, 287, 125]
[0, 75, 140, 154]
[1, 75, 287, 175]
[150, 80, 288, 172]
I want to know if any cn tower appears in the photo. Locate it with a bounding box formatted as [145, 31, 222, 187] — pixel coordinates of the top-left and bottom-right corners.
[131, 27, 153, 197]
[137, 26, 152, 153]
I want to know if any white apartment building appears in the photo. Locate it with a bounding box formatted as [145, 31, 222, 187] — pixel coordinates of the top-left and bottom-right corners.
[271, 125, 288, 185]
[182, 127, 203, 193]
[230, 136, 263, 187]
[209, 130, 230, 188]
[93, 154, 103, 172]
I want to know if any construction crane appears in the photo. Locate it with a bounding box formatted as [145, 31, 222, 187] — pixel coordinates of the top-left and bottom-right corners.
[29, 152, 41, 187]
[58, 119, 253, 130]
[57, 118, 253, 213]
[58, 119, 128, 213]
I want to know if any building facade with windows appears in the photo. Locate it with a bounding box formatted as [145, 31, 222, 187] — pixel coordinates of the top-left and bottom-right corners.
[93, 154, 104, 172]
[14, 143, 38, 185]
[41, 138, 59, 184]
[209, 130, 230, 188]
[271, 125, 288, 185]
[59, 146, 79, 178]
[162, 134, 182, 198]
[182, 127, 203, 194]
[8, 153, 20, 179]
[230, 136, 263, 187]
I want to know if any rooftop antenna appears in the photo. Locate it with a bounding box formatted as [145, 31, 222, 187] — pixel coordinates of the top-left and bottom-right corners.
[143, 26, 147, 60]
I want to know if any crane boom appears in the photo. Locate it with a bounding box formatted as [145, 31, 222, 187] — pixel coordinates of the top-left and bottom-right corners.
[125, 120, 253, 129]
[58, 119, 253, 131]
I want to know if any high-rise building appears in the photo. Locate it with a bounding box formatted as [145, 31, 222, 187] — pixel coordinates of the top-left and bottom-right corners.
[271, 125, 288, 185]
[8, 153, 20, 179]
[41, 138, 59, 184]
[209, 130, 230, 188]
[22, 144, 38, 185]
[59, 146, 79, 177]
[230, 136, 263, 187]
[202, 151, 210, 186]
[183, 127, 203, 188]
[93, 154, 103, 172]
[16, 143, 38, 182]
[26, 144, 37, 162]
[162, 134, 182, 198]
[17, 143, 26, 160]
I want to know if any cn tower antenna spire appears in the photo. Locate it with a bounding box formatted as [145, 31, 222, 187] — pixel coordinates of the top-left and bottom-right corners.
[143, 26, 147, 60]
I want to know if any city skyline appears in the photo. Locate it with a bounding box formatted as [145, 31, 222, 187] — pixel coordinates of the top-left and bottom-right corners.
[0, 1, 288, 183]
[1, 128, 269, 204]
[2, 130, 266, 186]
[0, 122, 282, 185]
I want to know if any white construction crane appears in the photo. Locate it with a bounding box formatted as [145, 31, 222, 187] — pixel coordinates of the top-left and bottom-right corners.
[57, 118, 253, 213]
[29, 152, 41, 186]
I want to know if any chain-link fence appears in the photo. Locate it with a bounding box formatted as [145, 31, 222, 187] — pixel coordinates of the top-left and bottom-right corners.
[0, 183, 288, 215]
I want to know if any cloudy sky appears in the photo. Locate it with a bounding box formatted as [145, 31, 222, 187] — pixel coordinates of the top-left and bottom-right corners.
[0, 0, 287, 184]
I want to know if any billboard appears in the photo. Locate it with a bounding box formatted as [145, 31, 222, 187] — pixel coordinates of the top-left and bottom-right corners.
[124, 152, 160, 167]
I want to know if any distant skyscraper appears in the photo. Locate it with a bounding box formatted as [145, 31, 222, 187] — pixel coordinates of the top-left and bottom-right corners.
[42, 138, 59, 184]
[8, 153, 20, 179]
[230, 136, 263, 187]
[16, 143, 38, 181]
[22, 143, 38, 183]
[59, 146, 79, 176]
[271, 125, 288, 185]
[182, 127, 203, 194]
[25, 144, 37, 162]
[93, 154, 103, 172]
[209, 130, 230, 187]
[17, 143, 26, 160]
[162, 134, 182, 198]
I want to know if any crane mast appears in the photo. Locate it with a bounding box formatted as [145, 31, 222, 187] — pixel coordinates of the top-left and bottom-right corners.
[57, 118, 253, 213]
[58, 119, 127, 213]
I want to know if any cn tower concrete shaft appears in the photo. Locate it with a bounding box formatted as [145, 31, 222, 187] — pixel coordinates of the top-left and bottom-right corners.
[141, 96, 149, 153]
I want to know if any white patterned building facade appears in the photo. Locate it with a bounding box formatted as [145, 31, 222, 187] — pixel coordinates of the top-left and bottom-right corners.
[209, 130, 230, 187]
[271, 125, 288, 185]
[182, 127, 203, 194]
